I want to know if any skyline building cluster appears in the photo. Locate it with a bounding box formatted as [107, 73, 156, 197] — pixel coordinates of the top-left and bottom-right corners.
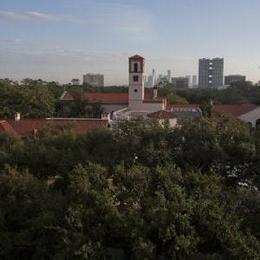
[70, 57, 247, 89]
[145, 69, 197, 89]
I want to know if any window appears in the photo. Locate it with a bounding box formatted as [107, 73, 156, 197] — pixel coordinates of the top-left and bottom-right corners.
[134, 89, 138, 93]
[133, 75, 139, 82]
[134, 63, 138, 72]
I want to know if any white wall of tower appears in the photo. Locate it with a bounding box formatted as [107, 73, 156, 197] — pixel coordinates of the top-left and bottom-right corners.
[128, 59, 145, 110]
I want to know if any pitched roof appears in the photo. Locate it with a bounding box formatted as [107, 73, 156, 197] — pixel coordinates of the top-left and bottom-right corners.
[167, 104, 201, 110]
[83, 93, 129, 104]
[0, 120, 17, 136]
[213, 104, 259, 117]
[60, 90, 164, 104]
[5, 118, 109, 137]
[129, 54, 144, 60]
[147, 110, 176, 119]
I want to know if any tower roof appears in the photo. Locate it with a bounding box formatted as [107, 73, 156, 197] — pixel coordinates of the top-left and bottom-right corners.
[129, 54, 144, 60]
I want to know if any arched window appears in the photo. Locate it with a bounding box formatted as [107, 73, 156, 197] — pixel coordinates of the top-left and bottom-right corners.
[134, 63, 138, 72]
[133, 75, 139, 82]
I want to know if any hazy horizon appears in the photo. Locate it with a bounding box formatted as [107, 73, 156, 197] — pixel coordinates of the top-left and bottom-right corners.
[1, 0, 260, 85]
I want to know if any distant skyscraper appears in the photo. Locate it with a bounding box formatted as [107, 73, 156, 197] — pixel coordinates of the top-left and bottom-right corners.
[145, 75, 154, 88]
[167, 70, 171, 83]
[192, 75, 197, 88]
[199, 58, 224, 89]
[83, 73, 104, 87]
[185, 75, 191, 87]
[152, 69, 156, 77]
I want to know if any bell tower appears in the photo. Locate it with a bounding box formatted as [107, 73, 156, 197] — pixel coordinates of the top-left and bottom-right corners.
[128, 55, 145, 110]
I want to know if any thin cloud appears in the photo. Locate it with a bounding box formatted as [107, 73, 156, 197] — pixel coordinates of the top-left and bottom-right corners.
[0, 9, 155, 37]
[0, 11, 60, 22]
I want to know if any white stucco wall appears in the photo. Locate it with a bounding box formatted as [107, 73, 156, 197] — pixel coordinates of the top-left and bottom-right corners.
[129, 101, 165, 113]
[239, 107, 260, 126]
[101, 104, 128, 113]
[159, 118, 177, 128]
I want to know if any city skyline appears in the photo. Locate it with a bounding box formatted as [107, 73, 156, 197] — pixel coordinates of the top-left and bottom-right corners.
[1, 0, 260, 85]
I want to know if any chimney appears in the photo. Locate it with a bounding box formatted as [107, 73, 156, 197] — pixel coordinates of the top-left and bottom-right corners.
[101, 112, 111, 121]
[14, 112, 21, 121]
[153, 86, 158, 100]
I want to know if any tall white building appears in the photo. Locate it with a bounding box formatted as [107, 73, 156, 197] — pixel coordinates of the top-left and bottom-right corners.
[192, 75, 197, 88]
[167, 70, 172, 83]
[128, 55, 145, 110]
[128, 55, 165, 112]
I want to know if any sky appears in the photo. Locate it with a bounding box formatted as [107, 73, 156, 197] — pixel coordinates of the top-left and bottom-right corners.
[1, 0, 260, 85]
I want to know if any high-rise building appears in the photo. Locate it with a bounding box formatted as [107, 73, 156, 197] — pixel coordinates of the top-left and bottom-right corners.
[185, 75, 191, 87]
[167, 70, 172, 83]
[145, 75, 154, 88]
[199, 58, 224, 89]
[192, 75, 197, 88]
[83, 73, 104, 87]
[224, 75, 246, 85]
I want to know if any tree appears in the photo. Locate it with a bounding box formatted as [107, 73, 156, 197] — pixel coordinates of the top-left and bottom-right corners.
[0, 79, 56, 119]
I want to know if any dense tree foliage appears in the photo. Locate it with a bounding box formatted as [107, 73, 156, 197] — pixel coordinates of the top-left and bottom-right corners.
[0, 79, 60, 118]
[0, 114, 260, 258]
[177, 82, 260, 105]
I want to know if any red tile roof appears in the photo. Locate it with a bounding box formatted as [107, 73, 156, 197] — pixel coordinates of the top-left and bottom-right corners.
[143, 99, 164, 104]
[83, 93, 129, 104]
[61, 90, 164, 104]
[0, 120, 17, 136]
[167, 104, 201, 110]
[3, 119, 109, 137]
[147, 110, 176, 119]
[213, 104, 259, 117]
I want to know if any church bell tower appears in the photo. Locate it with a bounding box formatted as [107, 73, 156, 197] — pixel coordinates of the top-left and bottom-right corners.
[128, 55, 145, 110]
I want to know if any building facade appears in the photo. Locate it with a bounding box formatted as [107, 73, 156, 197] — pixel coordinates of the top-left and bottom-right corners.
[71, 79, 80, 86]
[192, 75, 197, 88]
[199, 58, 224, 89]
[128, 55, 165, 112]
[83, 73, 104, 87]
[224, 75, 246, 85]
[172, 77, 189, 89]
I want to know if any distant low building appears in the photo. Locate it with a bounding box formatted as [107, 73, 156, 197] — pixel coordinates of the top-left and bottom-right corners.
[172, 77, 189, 89]
[71, 79, 80, 86]
[83, 73, 104, 87]
[168, 104, 202, 119]
[224, 75, 246, 85]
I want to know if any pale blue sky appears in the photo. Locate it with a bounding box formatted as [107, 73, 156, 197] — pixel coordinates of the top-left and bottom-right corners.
[1, 0, 260, 85]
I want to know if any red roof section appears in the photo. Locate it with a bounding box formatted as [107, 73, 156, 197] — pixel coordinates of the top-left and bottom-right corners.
[167, 104, 201, 110]
[213, 104, 259, 117]
[3, 119, 109, 137]
[83, 93, 128, 104]
[61, 90, 164, 104]
[0, 120, 17, 136]
[148, 110, 176, 119]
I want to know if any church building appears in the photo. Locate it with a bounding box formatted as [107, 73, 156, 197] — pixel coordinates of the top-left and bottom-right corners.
[60, 55, 167, 120]
[128, 55, 166, 112]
